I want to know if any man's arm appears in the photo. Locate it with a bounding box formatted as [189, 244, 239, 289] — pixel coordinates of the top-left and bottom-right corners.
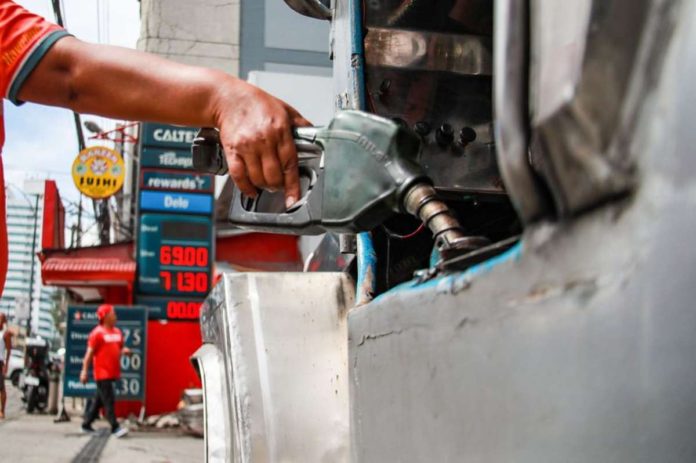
[79, 347, 94, 384]
[17, 37, 309, 208]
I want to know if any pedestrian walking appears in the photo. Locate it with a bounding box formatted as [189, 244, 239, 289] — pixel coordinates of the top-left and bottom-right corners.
[0, 313, 11, 419]
[79, 305, 131, 437]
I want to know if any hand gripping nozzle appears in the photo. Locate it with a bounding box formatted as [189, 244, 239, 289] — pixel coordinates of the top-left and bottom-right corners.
[191, 110, 489, 255]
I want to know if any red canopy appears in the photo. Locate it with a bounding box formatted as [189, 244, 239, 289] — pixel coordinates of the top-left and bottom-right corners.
[39, 242, 135, 287]
[41, 257, 135, 286]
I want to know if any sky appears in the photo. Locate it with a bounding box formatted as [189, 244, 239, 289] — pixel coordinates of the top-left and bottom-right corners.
[4, 0, 141, 234]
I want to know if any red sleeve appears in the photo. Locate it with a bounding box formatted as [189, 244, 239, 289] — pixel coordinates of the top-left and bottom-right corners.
[88, 328, 103, 353]
[0, 1, 69, 103]
[118, 328, 124, 349]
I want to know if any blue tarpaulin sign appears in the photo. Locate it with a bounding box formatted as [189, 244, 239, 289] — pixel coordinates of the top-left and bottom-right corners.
[63, 306, 147, 400]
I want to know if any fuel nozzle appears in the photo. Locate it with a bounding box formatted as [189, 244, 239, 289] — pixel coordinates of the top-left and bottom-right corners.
[192, 110, 489, 259]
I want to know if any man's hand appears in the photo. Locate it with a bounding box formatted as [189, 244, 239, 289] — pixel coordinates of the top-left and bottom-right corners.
[80, 347, 94, 384]
[2, 363, 7, 378]
[122, 347, 133, 357]
[214, 82, 311, 209]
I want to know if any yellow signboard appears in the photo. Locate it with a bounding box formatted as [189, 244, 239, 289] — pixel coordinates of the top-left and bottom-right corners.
[71, 146, 125, 199]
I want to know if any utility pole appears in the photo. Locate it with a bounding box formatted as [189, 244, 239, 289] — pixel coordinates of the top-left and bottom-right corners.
[75, 194, 83, 247]
[127, 124, 139, 239]
[50, 0, 84, 151]
[25, 194, 40, 337]
[114, 122, 138, 241]
[95, 199, 111, 245]
[50, 0, 64, 26]
[51, 0, 85, 248]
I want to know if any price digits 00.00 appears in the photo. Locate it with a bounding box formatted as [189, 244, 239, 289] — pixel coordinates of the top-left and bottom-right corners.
[167, 301, 202, 319]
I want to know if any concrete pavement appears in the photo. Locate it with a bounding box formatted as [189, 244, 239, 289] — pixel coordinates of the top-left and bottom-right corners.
[2, 376, 23, 419]
[0, 410, 90, 463]
[0, 380, 203, 462]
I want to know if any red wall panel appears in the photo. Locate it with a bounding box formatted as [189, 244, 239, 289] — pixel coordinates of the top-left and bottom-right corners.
[143, 320, 202, 415]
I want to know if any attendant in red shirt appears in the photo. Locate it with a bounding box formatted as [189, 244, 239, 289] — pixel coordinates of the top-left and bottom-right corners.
[79, 304, 131, 437]
[0, 0, 310, 295]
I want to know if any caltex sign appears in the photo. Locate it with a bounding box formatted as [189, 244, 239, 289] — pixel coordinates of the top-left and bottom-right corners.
[71, 146, 125, 199]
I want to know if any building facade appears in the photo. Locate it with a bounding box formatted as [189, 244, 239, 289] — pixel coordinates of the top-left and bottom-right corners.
[1, 180, 60, 341]
[137, 0, 331, 79]
[137, 0, 241, 75]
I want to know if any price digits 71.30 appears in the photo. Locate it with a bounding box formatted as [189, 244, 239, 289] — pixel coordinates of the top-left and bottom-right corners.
[159, 270, 209, 293]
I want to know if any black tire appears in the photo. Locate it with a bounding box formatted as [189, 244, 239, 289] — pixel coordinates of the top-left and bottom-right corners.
[26, 385, 37, 413]
[36, 386, 48, 411]
[10, 370, 20, 387]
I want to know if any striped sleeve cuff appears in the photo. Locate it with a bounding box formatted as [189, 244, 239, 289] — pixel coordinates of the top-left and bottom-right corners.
[8, 29, 72, 106]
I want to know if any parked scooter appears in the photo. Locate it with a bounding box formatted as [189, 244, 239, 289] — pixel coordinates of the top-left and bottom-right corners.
[20, 337, 51, 413]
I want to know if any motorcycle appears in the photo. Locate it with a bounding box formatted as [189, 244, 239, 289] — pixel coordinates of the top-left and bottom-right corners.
[20, 337, 51, 413]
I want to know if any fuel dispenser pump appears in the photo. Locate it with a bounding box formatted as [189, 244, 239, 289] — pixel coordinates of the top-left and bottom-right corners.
[192, 110, 489, 259]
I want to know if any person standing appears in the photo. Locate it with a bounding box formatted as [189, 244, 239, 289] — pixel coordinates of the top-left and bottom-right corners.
[79, 305, 131, 437]
[0, 313, 11, 419]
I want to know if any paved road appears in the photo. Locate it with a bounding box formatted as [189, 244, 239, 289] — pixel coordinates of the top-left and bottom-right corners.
[0, 380, 203, 462]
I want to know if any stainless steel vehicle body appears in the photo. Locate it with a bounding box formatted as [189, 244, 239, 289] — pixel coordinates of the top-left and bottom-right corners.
[193, 273, 353, 462]
[197, 0, 696, 461]
[350, 0, 696, 460]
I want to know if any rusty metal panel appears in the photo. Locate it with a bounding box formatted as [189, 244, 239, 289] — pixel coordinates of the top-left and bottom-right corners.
[528, 0, 680, 215]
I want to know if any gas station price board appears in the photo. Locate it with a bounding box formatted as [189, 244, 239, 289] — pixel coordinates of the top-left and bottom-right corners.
[136, 122, 214, 321]
[137, 214, 213, 299]
[64, 306, 147, 400]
